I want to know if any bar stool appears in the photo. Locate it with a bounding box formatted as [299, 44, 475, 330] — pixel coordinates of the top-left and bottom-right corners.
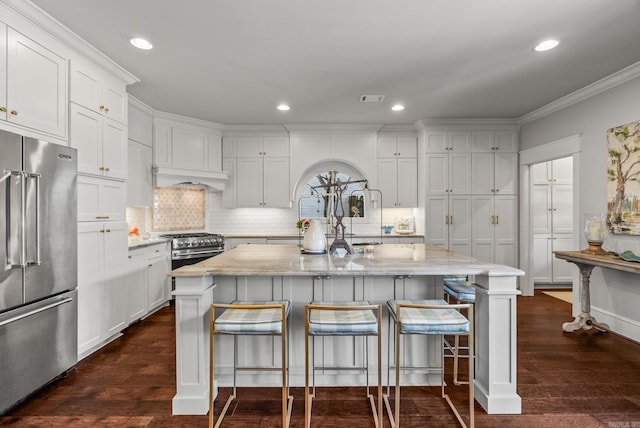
[385, 299, 474, 428]
[443, 277, 476, 385]
[209, 301, 293, 428]
[304, 301, 383, 428]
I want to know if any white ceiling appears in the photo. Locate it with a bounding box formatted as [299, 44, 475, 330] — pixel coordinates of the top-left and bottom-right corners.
[30, 0, 640, 126]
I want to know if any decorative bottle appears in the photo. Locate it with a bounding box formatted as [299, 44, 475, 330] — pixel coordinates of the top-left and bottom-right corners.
[303, 219, 327, 253]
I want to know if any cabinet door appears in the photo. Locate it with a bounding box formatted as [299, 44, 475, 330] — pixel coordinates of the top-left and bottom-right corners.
[532, 234, 552, 283]
[551, 184, 573, 234]
[262, 137, 289, 157]
[126, 250, 147, 323]
[531, 184, 552, 234]
[378, 137, 397, 157]
[471, 131, 494, 152]
[208, 133, 222, 171]
[449, 152, 472, 194]
[70, 104, 102, 176]
[377, 157, 397, 207]
[128, 104, 153, 147]
[494, 152, 517, 194]
[448, 131, 470, 152]
[6, 27, 67, 137]
[425, 154, 448, 194]
[104, 222, 127, 336]
[494, 131, 518, 151]
[263, 157, 290, 207]
[425, 132, 447, 152]
[551, 157, 573, 184]
[425, 196, 448, 248]
[102, 117, 127, 179]
[396, 137, 417, 158]
[551, 234, 574, 283]
[153, 124, 172, 168]
[77, 223, 104, 354]
[471, 196, 494, 261]
[222, 157, 237, 208]
[147, 254, 169, 311]
[396, 157, 417, 207]
[172, 126, 209, 171]
[236, 157, 263, 207]
[471, 153, 494, 194]
[449, 196, 472, 256]
[494, 195, 517, 267]
[127, 140, 153, 206]
[101, 75, 127, 124]
[77, 176, 125, 221]
[236, 137, 263, 157]
[0, 23, 6, 122]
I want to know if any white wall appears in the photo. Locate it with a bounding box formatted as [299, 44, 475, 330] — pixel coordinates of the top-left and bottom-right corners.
[520, 75, 640, 340]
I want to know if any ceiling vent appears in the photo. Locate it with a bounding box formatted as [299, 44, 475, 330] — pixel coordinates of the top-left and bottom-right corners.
[359, 95, 385, 103]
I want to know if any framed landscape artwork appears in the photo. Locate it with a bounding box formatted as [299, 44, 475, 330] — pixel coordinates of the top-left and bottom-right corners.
[607, 119, 640, 235]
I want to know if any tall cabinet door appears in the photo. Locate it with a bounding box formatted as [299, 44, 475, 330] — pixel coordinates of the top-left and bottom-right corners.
[6, 27, 67, 137]
[77, 223, 103, 354]
[397, 158, 417, 207]
[0, 23, 6, 122]
[425, 196, 449, 248]
[494, 195, 517, 267]
[103, 222, 127, 336]
[263, 158, 290, 207]
[236, 158, 263, 207]
[471, 196, 494, 261]
[449, 196, 472, 256]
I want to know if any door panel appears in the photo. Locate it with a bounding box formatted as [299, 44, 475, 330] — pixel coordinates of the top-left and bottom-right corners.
[23, 138, 77, 303]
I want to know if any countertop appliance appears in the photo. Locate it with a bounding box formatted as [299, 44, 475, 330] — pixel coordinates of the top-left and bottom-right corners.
[160, 232, 225, 269]
[0, 130, 77, 413]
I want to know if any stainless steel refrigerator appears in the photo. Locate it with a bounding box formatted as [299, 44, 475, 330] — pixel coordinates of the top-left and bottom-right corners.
[0, 129, 78, 413]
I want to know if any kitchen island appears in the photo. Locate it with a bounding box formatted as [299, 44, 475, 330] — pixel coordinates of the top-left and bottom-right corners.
[170, 244, 524, 416]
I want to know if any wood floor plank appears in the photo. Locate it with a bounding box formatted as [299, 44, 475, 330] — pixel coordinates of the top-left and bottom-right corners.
[2, 291, 640, 426]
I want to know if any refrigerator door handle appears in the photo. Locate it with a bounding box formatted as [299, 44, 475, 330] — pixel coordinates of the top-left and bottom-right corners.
[4, 169, 24, 269]
[0, 297, 73, 328]
[25, 172, 42, 266]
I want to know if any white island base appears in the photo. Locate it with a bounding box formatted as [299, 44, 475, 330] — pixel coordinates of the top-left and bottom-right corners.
[169, 244, 523, 416]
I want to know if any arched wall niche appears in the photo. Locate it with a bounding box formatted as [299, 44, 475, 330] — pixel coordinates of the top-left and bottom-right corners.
[293, 159, 370, 221]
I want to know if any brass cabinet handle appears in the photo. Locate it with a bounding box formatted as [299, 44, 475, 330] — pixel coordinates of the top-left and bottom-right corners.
[105, 229, 111, 233]
[95, 216, 110, 219]
[10, 110, 17, 115]
[491, 215, 495, 224]
[100, 229, 105, 233]
[104, 106, 110, 112]
[99, 105, 105, 111]
[99, 166, 105, 171]
[496, 215, 499, 224]
[0, 107, 6, 112]
[104, 167, 110, 172]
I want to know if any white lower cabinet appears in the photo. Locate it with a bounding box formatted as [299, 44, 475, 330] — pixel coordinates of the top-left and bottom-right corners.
[125, 242, 171, 324]
[532, 233, 574, 284]
[77, 221, 127, 358]
[425, 195, 472, 256]
[126, 249, 147, 324]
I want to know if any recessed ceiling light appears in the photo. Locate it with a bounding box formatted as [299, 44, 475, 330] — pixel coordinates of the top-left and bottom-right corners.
[391, 104, 405, 111]
[277, 104, 290, 111]
[129, 37, 153, 50]
[534, 39, 559, 52]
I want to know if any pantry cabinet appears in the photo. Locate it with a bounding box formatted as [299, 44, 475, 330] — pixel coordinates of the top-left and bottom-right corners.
[0, 22, 67, 138]
[77, 221, 127, 357]
[70, 103, 127, 179]
[471, 195, 518, 266]
[424, 152, 472, 195]
[425, 195, 472, 256]
[531, 157, 574, 284]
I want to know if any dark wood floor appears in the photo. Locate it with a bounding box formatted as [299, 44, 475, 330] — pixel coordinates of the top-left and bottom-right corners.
[2, 291, 640, 427]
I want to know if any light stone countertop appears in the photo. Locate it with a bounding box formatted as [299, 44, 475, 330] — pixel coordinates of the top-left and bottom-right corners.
[169, 243, 524, 277]
[224, 233, 424, 239]
[128, 237, 170, 250]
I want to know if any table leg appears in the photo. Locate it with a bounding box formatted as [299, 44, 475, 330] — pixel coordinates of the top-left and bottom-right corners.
[562, 262, 609, 332]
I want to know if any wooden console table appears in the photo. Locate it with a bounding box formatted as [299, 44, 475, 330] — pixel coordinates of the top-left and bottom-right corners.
[554, 250, 640, 332]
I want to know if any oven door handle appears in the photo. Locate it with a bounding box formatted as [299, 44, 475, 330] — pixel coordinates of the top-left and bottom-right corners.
[173, 249, 223, 257]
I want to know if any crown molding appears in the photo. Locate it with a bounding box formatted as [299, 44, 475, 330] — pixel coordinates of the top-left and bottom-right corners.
[283, 123, 383, 133]
[154, 110, 225, 131]
[519, 60, 640, 125]
[414, 118, 519, 131]
[2, 0, 139, 85]
[128, 95, 154, 115]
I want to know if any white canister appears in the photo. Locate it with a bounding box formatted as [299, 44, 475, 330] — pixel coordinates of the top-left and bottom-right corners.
[303, 219, 327, 253]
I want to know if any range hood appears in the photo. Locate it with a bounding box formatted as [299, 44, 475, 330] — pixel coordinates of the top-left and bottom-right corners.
[153, 167, 228, 192]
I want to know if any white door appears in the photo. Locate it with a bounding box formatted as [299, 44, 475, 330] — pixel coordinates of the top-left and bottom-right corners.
[236, 157, 263, 207]
[396, 158, 417, 207]
[263, 157, 290, 207]
[77, 223, 104, 354]
[449, 196, 472, 256]
[104, 222, 127, 336]
[494, 195, 517, 266]
[102, 117, 127, 179]
[126, 250, 147, 323]
[425, 196, 448, 249]
[425, 154, 448, 195]
[471, 196, 494, 261]
[377, 157, 398, 207]
[70, 104, 102, 176]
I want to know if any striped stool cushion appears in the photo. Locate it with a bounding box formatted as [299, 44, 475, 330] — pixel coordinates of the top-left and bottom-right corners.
[214, 300, 291, 335]
[308, 301, 378, 336]
[387, 299, 470, 335]
[444, 279, 476, 303]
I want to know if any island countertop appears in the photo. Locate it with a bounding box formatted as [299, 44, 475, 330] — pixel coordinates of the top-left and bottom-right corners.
[169, 243, 524, 277]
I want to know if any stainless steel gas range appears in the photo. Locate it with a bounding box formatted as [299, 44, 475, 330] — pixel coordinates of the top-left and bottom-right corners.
[160, 233, 225, 270]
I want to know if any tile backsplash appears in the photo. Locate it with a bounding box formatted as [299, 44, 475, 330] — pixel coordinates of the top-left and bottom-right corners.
[152, 187, 206, 231]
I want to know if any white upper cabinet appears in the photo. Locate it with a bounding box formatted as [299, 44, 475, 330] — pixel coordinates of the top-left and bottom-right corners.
[225, 135, 291, 208]
[70, 103, 127, 180]
[153, 119, 222, 173]
[127, 100, 153, 147]
[377, 135, 418, 207]
[127, 139, 153, 207]
[471, 151, 517, 195]
[425, 152, 472, 195]
[70, 58, 127, 124]
[471, 131, 517, 152]
[1, 24, 67, 138]
[424, 131, 471, 152]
